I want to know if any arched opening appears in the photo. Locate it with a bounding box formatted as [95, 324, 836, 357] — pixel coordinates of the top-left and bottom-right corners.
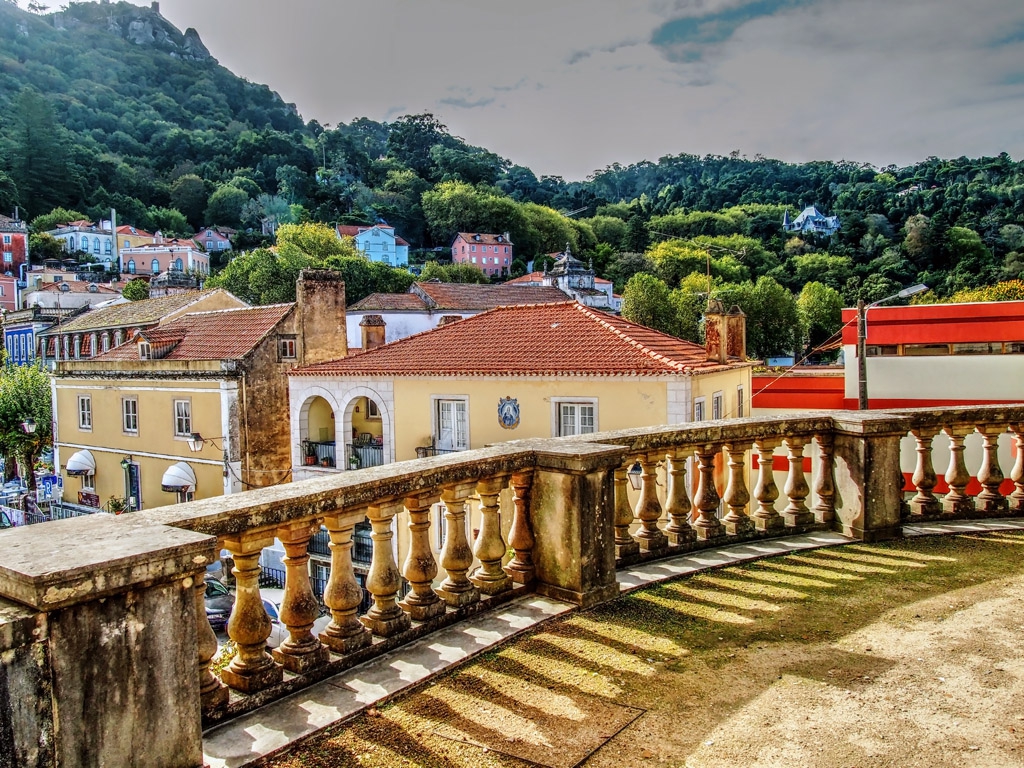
[300, 395, 337, 468]
[345, 395, 385, 470]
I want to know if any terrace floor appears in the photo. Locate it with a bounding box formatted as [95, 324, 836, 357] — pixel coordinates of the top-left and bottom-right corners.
[206, 520, 1024, 768]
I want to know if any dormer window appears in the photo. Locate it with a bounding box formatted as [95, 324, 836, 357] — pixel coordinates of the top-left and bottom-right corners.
[138, 341, 151, 360]
[473, 235, 481, 241]
[206, 230, 212, 237]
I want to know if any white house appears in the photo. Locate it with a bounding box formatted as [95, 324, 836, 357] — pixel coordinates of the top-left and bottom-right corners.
[336, 224, 409, 267]
[782, 206, 841, 237]
[507, 246, 621, 312]
[46, 220, 115, 267]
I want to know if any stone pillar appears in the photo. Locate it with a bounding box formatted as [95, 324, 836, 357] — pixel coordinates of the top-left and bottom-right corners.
[528, 442, 625, 607]
[663, 450, 696, 546]
[0, 514, 217, 768]
[693, 444, 725, 541]
[470, 476, 513, 596]
[506, 471, 536, 585]
[782, 437, 813, 527]
[633, 456, 668, 552]
[813, 434, 836, 524]
[752, 439, 783, 533]
[438, 482, 481, 607]
[942, 426, 975, 516]
[975, 426, 1008, 514]
[221, 531, 283, 692]
[612, 466, 640, 558]
[320, 509, 373, 654]
[832, 413, 911, 541]
[722, 443, 753, 535]
[272, 519, 329, 673]
[361, 500, 411, 636]
[1010, 425, 1024, 514]
[909, 429, 940, 517]
[400, 490, 445, 620]
[195, 576, 228, 721]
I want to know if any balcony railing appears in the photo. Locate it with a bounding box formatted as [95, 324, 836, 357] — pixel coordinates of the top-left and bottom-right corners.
[346, 442, 384, 469]
[301, 439, 336, 468]
[2, 405, 1023, 766]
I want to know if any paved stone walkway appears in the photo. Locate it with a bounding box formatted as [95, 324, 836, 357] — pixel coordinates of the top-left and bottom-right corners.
[203, 520, 1024, 767]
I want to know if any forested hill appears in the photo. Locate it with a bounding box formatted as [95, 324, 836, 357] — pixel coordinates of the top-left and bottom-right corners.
[1, 0, 1023, 313]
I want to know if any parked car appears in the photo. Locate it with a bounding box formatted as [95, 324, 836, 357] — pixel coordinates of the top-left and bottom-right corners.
[260, 588, 331, 648]
[204, 576, 233, 631]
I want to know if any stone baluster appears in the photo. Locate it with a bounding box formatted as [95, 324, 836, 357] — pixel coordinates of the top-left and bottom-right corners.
[320, 510, 372, 654]
[272, 520, 329, 672]
[722, 443, 753, 535]
[470, 476, 513, 595]
[663, 450, 696, 546]
[633, 456, 668, 552]
[693, 444, 725, 540]
[752, 439, 783, 532]
[505, 471, 536, 584]
[976, 426, 1008, 514]
[909, 429, 940, 517]
[438, 482, 481, 607]
[361, 500, 412, 636]
[613, 466, 640, 558]
[813, 434, 836, 524]
[783, 437, 813, 527]
[1009, 425, 1024, 514]
[400, 490, 445, 620]
[194, 575, 228, 719]
[942, 426, 975, 515]
[220, 532, 282, 692]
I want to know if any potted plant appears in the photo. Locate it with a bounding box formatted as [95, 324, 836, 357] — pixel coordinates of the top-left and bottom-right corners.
[348, 453, 360, 470]
[303, 441, 317, 466]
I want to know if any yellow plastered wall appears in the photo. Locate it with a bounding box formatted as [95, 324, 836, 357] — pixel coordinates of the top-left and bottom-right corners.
[55, 376, 225, 510]
[391, 377, 671, 461]
[690, 368, 753, 420]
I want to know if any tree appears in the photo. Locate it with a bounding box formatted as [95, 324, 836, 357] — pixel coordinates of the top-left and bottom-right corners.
[9, 89, 68, 216]
[723, 276, 802, 359]
[27, 232, 64, 262]
[669, 272, 715, 343]
[204, 185, 249, 229]
[29, 207, 86, 234]
[622, 215, 649, 252]
[622, 273, 677, 335]
[0, 362, 52, 490]
[122, 278, 150, 301]
[797, 281, 842, 358]
[606, 252, 654, 292]
[169, 174, 208, 228]
[419, 262, 489, 284]
[145, 206, 190, 238]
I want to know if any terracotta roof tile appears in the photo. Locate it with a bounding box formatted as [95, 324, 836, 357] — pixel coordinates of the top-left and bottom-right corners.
[414, 282, 567, 310]
[348, 293, 428, 311]
[93, 304, 293, 362]
[48, 291, 235, 334]
[294, 301, 742, 377]
[454, 232, 512, 246]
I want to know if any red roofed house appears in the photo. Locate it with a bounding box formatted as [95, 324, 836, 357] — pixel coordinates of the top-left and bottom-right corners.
[290, 299, 752, 478]
[336, 224, 410, 267]
[506, 245, 621, 312]
[0, 212, 29, 281]
[52, 271, 347, 510]
[346, 280, 570, 350]
[451, 232, 512, 277]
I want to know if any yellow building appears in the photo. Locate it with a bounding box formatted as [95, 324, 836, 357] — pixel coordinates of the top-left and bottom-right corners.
[53, 273, 348, 512]
[288, 300, 753, 477]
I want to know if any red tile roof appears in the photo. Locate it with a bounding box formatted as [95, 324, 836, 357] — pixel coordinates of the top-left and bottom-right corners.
[414, 282, 567, 310]
[505, 271, 612, 286]
[295, 301, 742, 377]
[349, 293, 429, 311]
[454, 232, 512, 246]
[116, 225, 154, 237]
[93, 304, 293, 362]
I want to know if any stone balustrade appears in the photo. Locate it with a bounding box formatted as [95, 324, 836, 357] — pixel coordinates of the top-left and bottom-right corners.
[2, 405, 1023, 767]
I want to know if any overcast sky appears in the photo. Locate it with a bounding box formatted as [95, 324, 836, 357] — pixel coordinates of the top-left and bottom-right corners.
[147, 0, 1024, 181]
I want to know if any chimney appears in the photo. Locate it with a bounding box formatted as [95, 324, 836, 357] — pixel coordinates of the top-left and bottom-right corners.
[296, 269, 347, 365]
[703, 299, 727, 363]
[726, 305, 747, 361]
[436, 315, 462, 327]
[359, 314, 386, 351]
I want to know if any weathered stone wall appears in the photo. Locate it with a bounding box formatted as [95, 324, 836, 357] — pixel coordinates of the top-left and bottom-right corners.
[0, 601, 52, 768]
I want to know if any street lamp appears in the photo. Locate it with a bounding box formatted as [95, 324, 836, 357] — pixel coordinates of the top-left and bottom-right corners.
[857, 283, 928, 410]
[626, 460, 644, 490]
[21, 418, 36, 434]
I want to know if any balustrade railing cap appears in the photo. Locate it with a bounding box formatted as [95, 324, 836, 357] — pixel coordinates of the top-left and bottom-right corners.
[0, 514, 216, 611]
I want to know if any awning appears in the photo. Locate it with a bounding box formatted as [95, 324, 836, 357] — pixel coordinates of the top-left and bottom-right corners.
[65, 449, 96, 476]
[161, 461, 197, 492]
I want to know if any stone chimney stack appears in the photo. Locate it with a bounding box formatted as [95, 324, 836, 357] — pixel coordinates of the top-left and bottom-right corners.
[436, 315, 462, 328]
[726, 305, 747, 361]
[704, 299, 727, 363]
[359, 314, 386, 351]
[297, 269, 347, 365]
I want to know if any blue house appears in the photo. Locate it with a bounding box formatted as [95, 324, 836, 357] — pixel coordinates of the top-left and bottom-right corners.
[336, 224, 410, 267]
[783, 206, 841, 237]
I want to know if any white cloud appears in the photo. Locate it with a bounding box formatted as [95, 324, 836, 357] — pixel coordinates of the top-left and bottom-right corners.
[148, 0, 1024, 179]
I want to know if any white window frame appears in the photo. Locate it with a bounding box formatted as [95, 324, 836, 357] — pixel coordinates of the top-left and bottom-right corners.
[78, 394, 92, 431]
[551, 397, 598, 437]
[432, 396, 469, 451]
[138, 341, 151, 360]
[366, 399, 380, 419]
[693, 397, 706, 423]
[712, 391, 724, 420]
[173, 398, 192, 437]
[122, 397, 138, 434]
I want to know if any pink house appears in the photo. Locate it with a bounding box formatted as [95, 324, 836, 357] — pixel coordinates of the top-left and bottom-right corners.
[119, 239, 210, 277]
[0, 274, 18, 312]
[451, 232, 512, 277]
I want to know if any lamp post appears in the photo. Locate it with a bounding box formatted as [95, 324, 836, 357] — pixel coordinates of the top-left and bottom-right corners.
[857, 283, 928, 410]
